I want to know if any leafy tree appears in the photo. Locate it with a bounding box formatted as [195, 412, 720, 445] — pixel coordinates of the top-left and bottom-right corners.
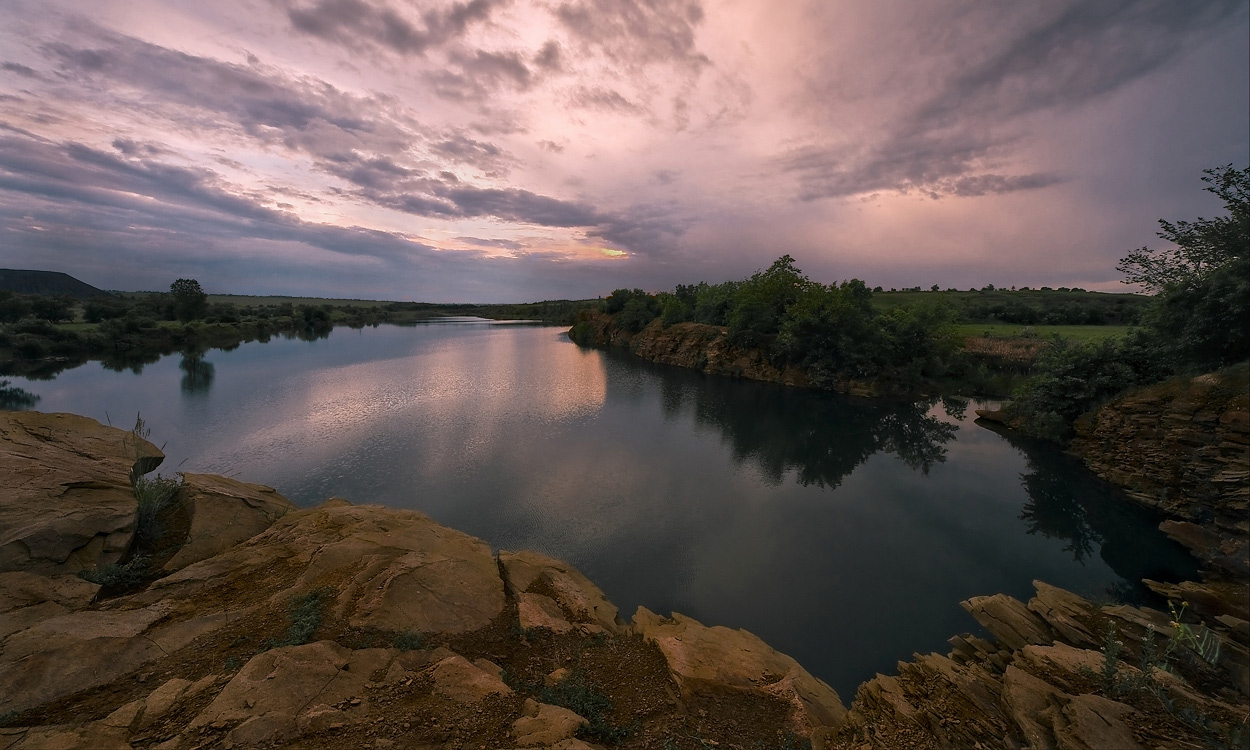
[1119, 164, 1249, 371]
[1118, 165, 1249, 293]
[726, 255, 808, 348]
[170, 278, 208, 322]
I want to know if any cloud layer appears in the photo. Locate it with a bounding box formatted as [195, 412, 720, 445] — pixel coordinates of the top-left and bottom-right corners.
[0, 0, 1246, 299]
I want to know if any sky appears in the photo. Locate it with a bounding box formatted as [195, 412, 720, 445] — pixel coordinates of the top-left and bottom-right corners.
[0, 0, 1247, 302]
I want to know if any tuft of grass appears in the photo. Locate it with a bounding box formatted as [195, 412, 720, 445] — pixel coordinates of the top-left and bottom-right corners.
[393, 629, 426, 651]
[269, 588, 332, 648]
[126, 414, 182, 547]
[538, 672, 635, 743]
[80, 554, 151, 591]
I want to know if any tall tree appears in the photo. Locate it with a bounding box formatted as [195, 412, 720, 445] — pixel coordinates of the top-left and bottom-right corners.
[170, 278, 208, 322]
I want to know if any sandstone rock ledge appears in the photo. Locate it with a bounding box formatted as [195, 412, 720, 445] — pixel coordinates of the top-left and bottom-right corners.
[0, 412, 844, 749]
[2, 410, 1246, 749]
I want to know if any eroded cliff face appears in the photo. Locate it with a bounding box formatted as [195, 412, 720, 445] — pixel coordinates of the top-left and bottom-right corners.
[1068, 364, 1249, 575]
[569, 311, 884, 395]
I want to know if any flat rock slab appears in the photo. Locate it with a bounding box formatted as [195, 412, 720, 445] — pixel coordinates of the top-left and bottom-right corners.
[0, 411, 162, 574]
[632, 606, 847, 732]
[163, 473, 296, 572]
[147, 500, 506, 635]
[189, 641, 392, 739]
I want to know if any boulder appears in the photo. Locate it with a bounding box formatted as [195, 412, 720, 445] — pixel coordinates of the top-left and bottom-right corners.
[501, 550, 620, 631]
[632, 606, 846, 732]
[511, 698, 587, 746]
[0, 412, 162, 574]
[518, 592, 574, 633]
[430, 653, 513, 703]
[162, 473, 296, 572]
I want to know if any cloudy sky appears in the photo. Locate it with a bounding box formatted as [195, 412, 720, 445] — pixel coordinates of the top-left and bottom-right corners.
[1, 0, 1246, 301]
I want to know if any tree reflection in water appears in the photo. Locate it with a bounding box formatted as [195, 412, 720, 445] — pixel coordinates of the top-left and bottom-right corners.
[983, 421, 1199, 603]
[649, 358, 958, 490]
[179, 350, 216, 395]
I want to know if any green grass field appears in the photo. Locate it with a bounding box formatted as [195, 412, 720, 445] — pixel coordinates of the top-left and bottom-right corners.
[953, 323, 1132, 342]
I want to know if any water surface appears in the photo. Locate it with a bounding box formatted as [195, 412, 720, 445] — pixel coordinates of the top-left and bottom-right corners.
[8, 320, 1197, 698]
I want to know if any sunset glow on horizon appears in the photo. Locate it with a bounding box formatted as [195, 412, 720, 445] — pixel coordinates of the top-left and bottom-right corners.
[1, 0, 1246, 301]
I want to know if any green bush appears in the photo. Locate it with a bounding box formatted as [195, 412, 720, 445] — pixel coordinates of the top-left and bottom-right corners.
[1008, 339, 1139, 441]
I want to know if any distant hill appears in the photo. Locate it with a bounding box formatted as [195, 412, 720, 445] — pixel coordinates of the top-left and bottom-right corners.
[0, 269, 112, 299]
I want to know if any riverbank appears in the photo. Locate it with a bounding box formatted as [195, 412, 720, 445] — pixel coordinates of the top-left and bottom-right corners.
[1, 407, 1246, 748]
[568, 309, 1043, 397]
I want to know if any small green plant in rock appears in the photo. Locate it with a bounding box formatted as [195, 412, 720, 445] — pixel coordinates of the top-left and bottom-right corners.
[269, 588, 331, 648]
[1099, 621, 1124, 695]
[538, 672, 635, 743]
[80, 554, 151, 591]
[126, 415, 182, 547]
[393, 629, 425, 651]
[1167, 601, 1222, 666]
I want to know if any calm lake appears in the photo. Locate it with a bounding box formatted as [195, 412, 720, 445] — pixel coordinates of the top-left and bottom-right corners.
[7, 319, 1197, 699]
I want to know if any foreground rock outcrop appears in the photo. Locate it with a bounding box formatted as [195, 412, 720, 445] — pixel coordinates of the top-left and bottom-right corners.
[0, 411, 162, 574]
[1, 409, 1245, 748]
[0, 411, 845, 749]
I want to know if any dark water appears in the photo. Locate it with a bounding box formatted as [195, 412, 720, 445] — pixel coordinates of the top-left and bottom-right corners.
[7, 320, 1198, 699]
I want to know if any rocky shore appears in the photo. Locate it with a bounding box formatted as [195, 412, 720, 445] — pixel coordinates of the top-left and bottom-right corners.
[1, 407, 1247, 748]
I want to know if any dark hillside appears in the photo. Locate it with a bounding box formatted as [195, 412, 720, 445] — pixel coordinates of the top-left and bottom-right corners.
[0, 269, 111, 299]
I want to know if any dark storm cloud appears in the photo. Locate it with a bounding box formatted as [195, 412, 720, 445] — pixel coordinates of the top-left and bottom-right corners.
[650, 169, 678, 185]
[785, 0, 1247, 200]
[2, 62, 40, 78]
[568, 86, 644, 114]
[286, 0, 505, 56]
[534, 40, 564, 71]
[431, 133, 513, 173]
[111, 138, 171, 157]
[41, 29, 530, 185]
[44, 31, 402, 154]
[554, 0, 709, 70]
[427, 49, 535, 101]
[947, 173, 1065, 198]
[0, 134, 457, 267]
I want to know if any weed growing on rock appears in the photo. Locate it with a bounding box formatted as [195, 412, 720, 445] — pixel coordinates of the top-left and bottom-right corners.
[393, 629, 426, 651]
[126, 415, 183, 546]
[1168, 601, 1222, 666]
[548, 675, 636, 742]
[1098, 621, 1124, 695]
[269, 588, 331, 648]
[80, 554, 151, 592]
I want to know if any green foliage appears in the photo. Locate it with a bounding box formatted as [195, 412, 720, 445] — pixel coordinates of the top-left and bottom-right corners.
[1120, 164, 1249, 371]
[170, 278, 208, 322]
[393, 629, 426, 651]
[271, 588, 332, 648]
[537, 672, 635, 743]
[80, 555, 151, 591]
[615, 294, 661, 333]
[727, 255, 808, 348]
[1007, 339, 1139, 441]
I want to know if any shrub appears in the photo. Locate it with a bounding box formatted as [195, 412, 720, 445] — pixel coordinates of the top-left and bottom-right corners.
[271, 588, 332, 648]
[393, 629, 425, 651]
[1007, 339, 1139, 441]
